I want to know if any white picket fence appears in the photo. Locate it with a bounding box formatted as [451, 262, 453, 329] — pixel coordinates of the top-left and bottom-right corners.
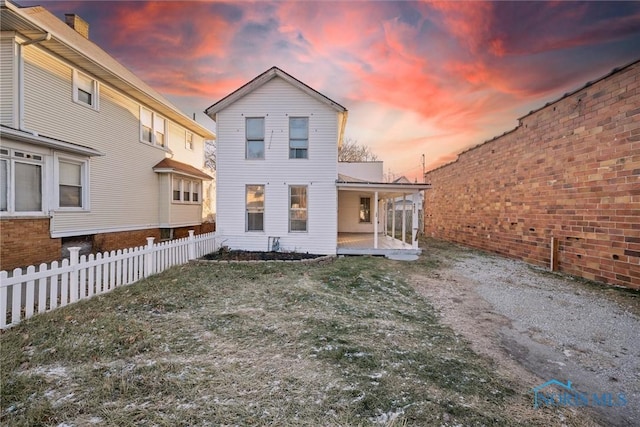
[0, 231, 218, 329]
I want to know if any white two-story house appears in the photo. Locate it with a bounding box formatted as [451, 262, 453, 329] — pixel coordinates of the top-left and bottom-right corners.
[205, 67, 428, 256]
[0, 0, 215, 271]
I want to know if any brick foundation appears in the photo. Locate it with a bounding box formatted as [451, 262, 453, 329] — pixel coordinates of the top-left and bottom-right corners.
[173, 222, 215, 239]
[92, 228, 162, 253]
[424, 61, 640, 289]
[1, 221, 216, 271]
[0, 218, 61, 271]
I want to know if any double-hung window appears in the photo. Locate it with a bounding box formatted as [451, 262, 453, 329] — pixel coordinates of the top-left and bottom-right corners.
[73, 70, 99, 110]
[0, 148, 44, 214]
[140, 107, 167, 148]
[246, 185, 264, 231]
[246, 117, 265, 159]
[154, 116, 166, 147]
[359, 197, 371, 223]
[289, 117, 308, 159]
[172, 177, 201, 203]
[57, 159, 85, 208]
[185, 132, 194, 150]
[289, 185, 307, 232]
[192, 182, 200, 202]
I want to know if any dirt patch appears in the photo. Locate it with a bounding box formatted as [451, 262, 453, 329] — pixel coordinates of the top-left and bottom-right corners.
[201, 249, 325, 261]
[408, 240, 639, 427]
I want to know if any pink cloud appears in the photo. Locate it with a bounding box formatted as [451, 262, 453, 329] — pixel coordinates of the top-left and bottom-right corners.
[107, 2, 233, 59]
[29, 0, 640, 177]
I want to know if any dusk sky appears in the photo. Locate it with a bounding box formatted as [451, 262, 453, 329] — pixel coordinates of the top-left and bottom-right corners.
[24, 1, 640, 181]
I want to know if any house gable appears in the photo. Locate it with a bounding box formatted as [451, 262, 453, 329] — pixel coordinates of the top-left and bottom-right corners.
[205, 67, 347, 147]
[210, 68, 344, 254]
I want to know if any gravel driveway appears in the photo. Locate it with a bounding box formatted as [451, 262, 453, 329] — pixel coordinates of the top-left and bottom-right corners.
[410, 242, 639, 427]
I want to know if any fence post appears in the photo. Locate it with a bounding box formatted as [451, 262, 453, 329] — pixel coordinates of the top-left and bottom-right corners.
[145, 237, 155, 278]
[188, 230, 196, 260]
[69, 247, 81, 303]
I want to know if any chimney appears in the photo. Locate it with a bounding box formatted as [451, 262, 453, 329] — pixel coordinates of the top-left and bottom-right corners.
[65, 14, 89, 39]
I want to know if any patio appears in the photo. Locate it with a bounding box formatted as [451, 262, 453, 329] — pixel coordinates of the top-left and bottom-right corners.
[337, 232, 420, 257]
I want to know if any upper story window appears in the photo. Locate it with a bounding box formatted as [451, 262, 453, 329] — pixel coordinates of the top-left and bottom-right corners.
[289, 117, 308, 159]
[185, 132, 194, 150]
[172, 177, 200, 204]
[246, 117, 264, 159]
[55, 154, 89, 210]
[73, 70, 99, 110]
[0, 148, 44, 214]
[140, 107, 167, 148]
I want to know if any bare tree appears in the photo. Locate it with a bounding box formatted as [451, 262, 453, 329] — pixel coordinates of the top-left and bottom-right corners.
[204, 140, 216, 170]
[338, 138, 378, 162]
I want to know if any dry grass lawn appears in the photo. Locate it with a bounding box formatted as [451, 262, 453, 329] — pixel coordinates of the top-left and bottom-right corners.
[1, 244, 590, 426]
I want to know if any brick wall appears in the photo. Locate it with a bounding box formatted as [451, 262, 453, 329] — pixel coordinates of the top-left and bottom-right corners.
[93, 228, 162, 253]
[173, 222, 215, 239]
[1, 221, 216, 271]
[424, 61, 640, 289]
[0, 218, 61, 271]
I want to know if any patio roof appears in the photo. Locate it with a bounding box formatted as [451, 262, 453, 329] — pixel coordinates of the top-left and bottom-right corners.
[336, 175, 430, 198]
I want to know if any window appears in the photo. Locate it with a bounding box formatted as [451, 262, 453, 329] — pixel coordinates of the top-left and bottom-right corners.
[154, 116, 166, 147]
[0, 159, 7, 212]
[183, 180, 191, 202]
[192, 182, 200, 202]
[289, 185, 307, 232]
[359, 197, 371, 223]
[73, 70, 98, 109]
[172, 177, 201, 203]
[289, 117, 308, 159]
[140, 107, 167, 147]
[172, 178, 181, 201]
[246, 185, 264, 231]
[58, 161, 82, 208]
[246, 117, 265, 159]
[55, 155, 88, 210]
[0, 149, 44, 214]
[185, 132, 194, 150]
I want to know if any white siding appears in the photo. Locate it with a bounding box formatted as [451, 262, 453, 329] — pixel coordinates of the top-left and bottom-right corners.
[0, 35, 17, 127]
[338, 191, 375, 233]
[18, 46, 209, 236]
[168, 121, 205, 167]
[216, 78, 339, 254]
[338, 162, 384, 181]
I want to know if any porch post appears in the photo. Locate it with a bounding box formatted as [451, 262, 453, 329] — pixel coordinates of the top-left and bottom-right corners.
[383, 198, 388, 236]
[391, 198, 396, 240]
[374, 191, 379, 249]
[401, 193, 406, 244]
[412, 193, 419, 249]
